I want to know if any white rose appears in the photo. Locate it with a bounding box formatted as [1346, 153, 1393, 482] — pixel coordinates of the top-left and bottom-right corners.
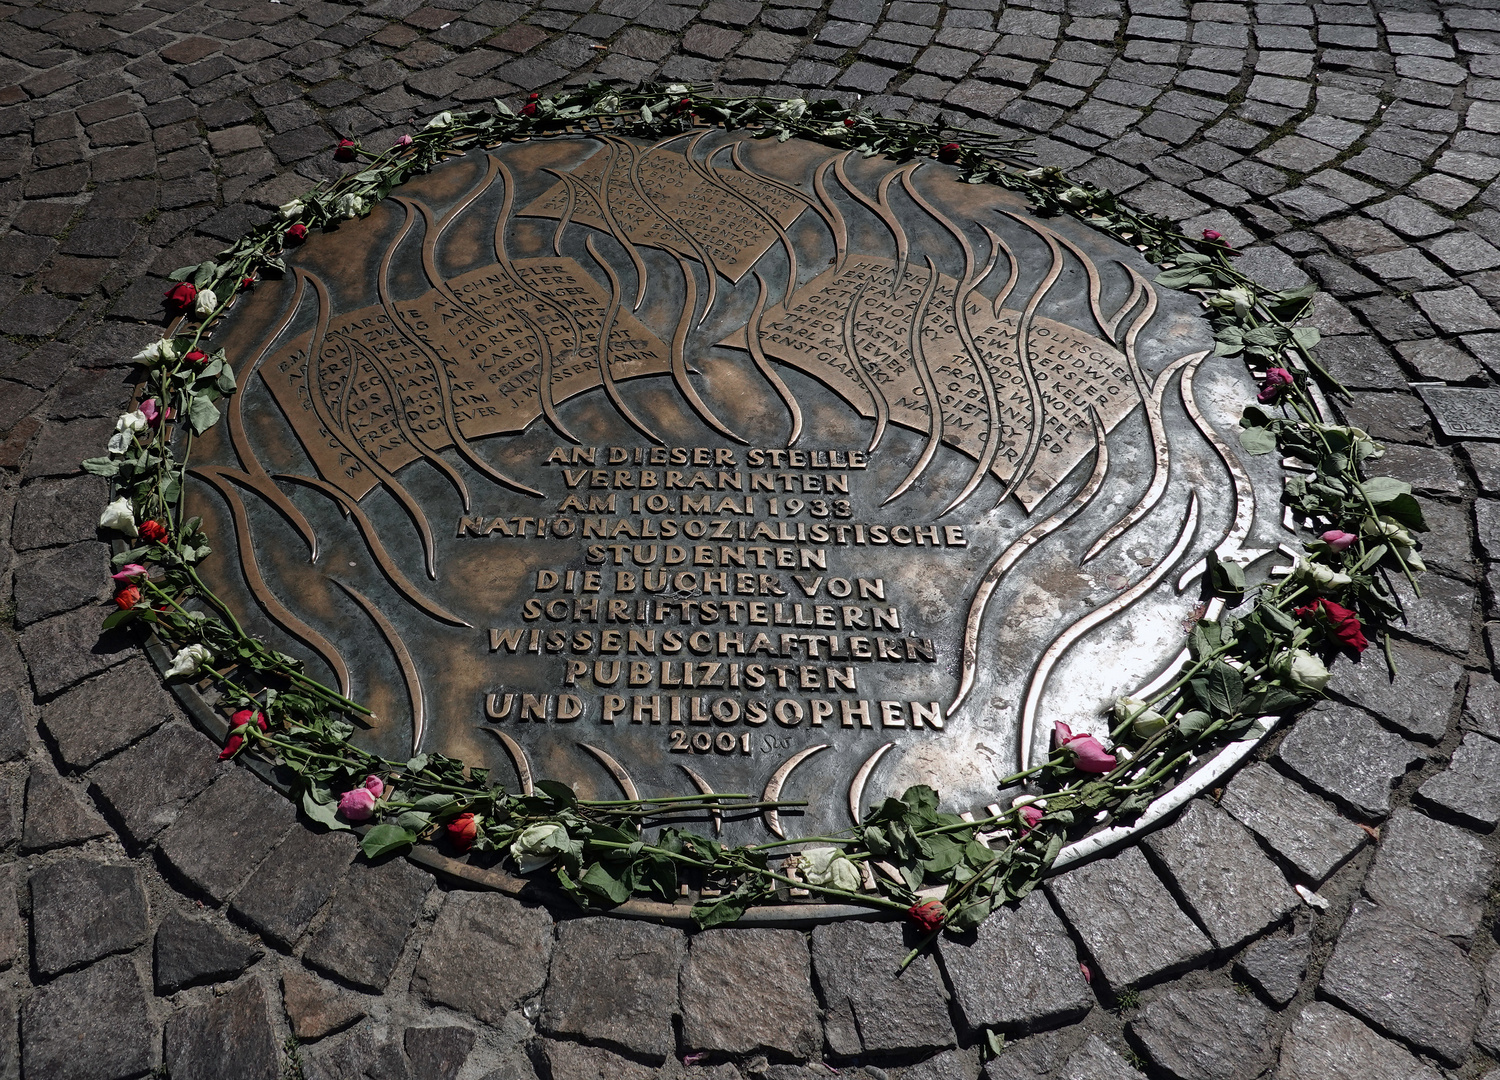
[333, 193, 366, 220]
[1220, 286, 1254, 318]
[799, 847, 862, 893]
[132, 339, 177, 365]
[108, 410, 148, 453]
[98, 496, 137, 537]
[165, 643, 213, 680]
[279, 199, 305, 220]
[1113, 695, 1167, 737]
[596, 93, 621, 113]
[1279, 649, 1330, 693]
[775, 97, 807, 120]
[1293, 558, 1351, 590]
[664, 83, 689, 97]
[193, 288, 219, 318]
[510, 822, 578, 873]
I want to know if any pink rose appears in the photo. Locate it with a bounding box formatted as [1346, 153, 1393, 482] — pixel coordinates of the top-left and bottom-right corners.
[363, 775, 384, 799]
[1054, 721, 1117, 774]
[1320, 529, 1357, 551]
[1019, 804, 1044, 831]
[111, 563, 148, 584]
[140, 398, 174, 427]
[393, 134, 413, 147]
[338, 787, 378, 821]
[1257, 366, 1295, 404]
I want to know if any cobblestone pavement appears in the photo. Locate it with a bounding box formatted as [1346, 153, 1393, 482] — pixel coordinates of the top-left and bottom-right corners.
[1, 0, 1499, 1076]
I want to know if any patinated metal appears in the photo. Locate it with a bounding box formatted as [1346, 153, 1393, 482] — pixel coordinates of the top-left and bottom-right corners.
[187, 127, 1290, 845]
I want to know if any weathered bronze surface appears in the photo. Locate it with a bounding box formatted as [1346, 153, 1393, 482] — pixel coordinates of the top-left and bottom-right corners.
[188, 128, 1288, 842]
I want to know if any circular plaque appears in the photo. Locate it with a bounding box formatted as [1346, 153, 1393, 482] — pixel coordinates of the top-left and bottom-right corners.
[187, 128, 1288, 846]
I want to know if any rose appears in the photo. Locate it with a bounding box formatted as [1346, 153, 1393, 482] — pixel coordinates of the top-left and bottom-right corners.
[1292, 557, 1351, 590]
[1295, 597, 1369, 654]
[510, 821, 578, 871]
[108, 410, 147, 453]
[110, 563, 147, 584]
[1279, 649, 1330, 693]
[333, 137, 357, 162]
[99, 496, 138, 537]
[1018, 804, 1043, 831]
[799, 847, 862, 893]
[843, 117, 855, 126]
[363, 775, 385, 799]
[447, 812, 479, 851]
[193, 287, 219, 318]
[1056, 186, 1092, 209]
[139, 519, 169, 544]
[1113, 695, 1167, 738]
[937, 141, 961, 163]
[140, 398, 173, 427]
[338, 787, 377, 821]
[132, 339, 177, 365]
[393, 134, 413, 147]
[333, 193, 366, 220]
[1203, 229, 1221, 241]
[520, 94, 539, 117]
[165, 643, 213, 679]
[239, 276, 255, 291]
[163, 281, 197, 312]
[1257, 367, 1295, 404]
[279, 199, 305, 219]
[285, 223, 308, 244]
[1320, 529, 1357, 551]
[775, 98, 806, 120]
[1054, 721, 1117, 773]
[907, 900, 944, 932]
[114, 585, 141, 610]
[1215, 286, 1254, 318]
[218, 708, 267, 760]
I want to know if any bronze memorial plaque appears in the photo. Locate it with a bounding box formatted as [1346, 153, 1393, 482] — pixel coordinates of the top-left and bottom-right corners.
[187, 128, 1289, 843]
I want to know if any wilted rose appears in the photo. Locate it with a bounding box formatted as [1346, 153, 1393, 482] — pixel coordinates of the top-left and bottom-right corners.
[110, 563, 147, 584]
[139, 519, 169, 544]
[285, 223, 308, 244]
[1113, 695, 1166, 738]
[338, 787, 377, 821]
[184, 349, 207, 365]
[98, 496, 138, 537]
[1320, 529, 1357, 551]
[114, 585, 141, 610]
[1295, 597, 1369, 653]
[140, 398, 173, 428]
[937, 141, 961, 163]
[510, 821, 577, 870]
[193, 288, 218, 318]
[333, 137, 357, 161]
[1257, 367, 1295, 404]
[907, 900, 944, 932]
[447, 812, 479, 851]
[165, 643, 212, 680]
[1054, 721, 1117, 773]
[1279, 649, 1330, 693]
[799, 847, 862, 893]
[164, 281, 197, 311]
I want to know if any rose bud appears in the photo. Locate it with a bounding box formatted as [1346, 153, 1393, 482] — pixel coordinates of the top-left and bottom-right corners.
[183, 349, 207, 365]
[843, 117, 855, 126]
[139, 519, 169, 544]
[285, 223, 308, 244]
[446, 812, 479, 851]
[938, 141, 961, 163]
[239, 276, 255, 291]
[338, 787, 378, 821]
[333, 137, 357, 162]
[114, 585, 141, 610]
[1320, 529, 1357, 551]
[907, 899, 945, 932]
[110, 563, 147, 584]
[218, 708, 267, 760]
[394, 134, 413, 147]
[363, 775, 385, 799]
[1018, 804, 1043, 831]
[163, 281, 197, 311]
[1203, 229, 1222, 241]
[1053, 721, 1117, 773]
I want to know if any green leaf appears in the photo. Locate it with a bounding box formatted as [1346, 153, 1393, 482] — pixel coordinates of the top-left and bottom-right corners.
[1358, 477, 1411, 505]
[1238, 426, 1278, 455]
[360, 824, 417, 859]
[187, 395, 220, 435]
[81, 457, 120, 477]
[405, 754, 429, 773]
[100, 608, 136, 630]
[1381, 492, 1427, 532]
[536, 779, 577, 806]
[1155, 267, 1212, 289]
[300, 785, 348, 831]
[1291, 325, 1321, 351]
[394, 811, 432, 830]
[169, 264, 199, 282]
[580, 862, 630, 905]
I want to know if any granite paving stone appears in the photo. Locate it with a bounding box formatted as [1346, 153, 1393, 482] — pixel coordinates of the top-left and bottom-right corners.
[1235, 928, 1309, 1006]
[282, 969, 368, 1042]
[9, 474, 107, 552]
[0, 866, 19, 974]
[1477, 954, 1500, 1057]
[939, 890, 1093, 1034]
[157, 767, 298, 903]
[410, 890, 552, 1026]
[11, 540, 110, 627]
[86, 721, 226, 847]
[1275, 704, 1425, 819]
[1057, 1035, 1147, 1080]
[680, 927, 821, 1058]
[1319, 902, 1479, 1065]
[1142, 800, 1298, 952]
[30, 857, 149, 976]
[1328, 642, 1463, 743]
[541, 1039, 655, 1080]
[154, 909, 263, 993]
[38, 656, 176, 768]
[164, 977, 279, 1080]
[541, 918, 684, 1060]
[1361, 808, 1495, 941]
[302, 857, 432, 992]
[1047, 846, 1211, 990]
[404, 1026, 476, 1080]
[20, 956, 152, 1080]
[20, 762, 111, 852]
[811, 919, 956, 1056]
[1388, 573, 1476, 657]
[1127, 986, 1275, 1080]
[1417, 733, 1500, 827]
[1417, 386, 1500, 438]
[1276, 1001, 1444, 1080]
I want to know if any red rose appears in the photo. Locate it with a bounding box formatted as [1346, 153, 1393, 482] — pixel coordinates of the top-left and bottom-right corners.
[843, 117, 855, 126]
[139, 519, 169, 544]
[285, 223, 308, 244]
[1203, 229, 1221, 241]
[239, 276, 255, 291]
[114, 585, 141, 610]
[1257, 366, 1295, 404]
[1294, 597, 1368, 654]
[908, 899, 945, 932]
[937, 141, 961, 163]
[183, 349, 207, 365]
[333, 137, 357, 162]
[218, 708, 268, 760]
[446, 812, 478, 851]
[164, 282, 197, 311]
